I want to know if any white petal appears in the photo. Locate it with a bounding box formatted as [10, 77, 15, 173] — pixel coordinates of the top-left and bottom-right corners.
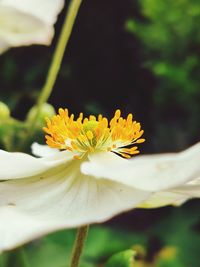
[81, 143, 200, 191]
[0, 163, 150, 251]
[0, 149, 73, 180]
[1, 0, 64, 24]
[0, 0, 64, 53]
[31, 143, 59, 157]
[138, 177, 200, 208]
[137, 191, 189, 208]
[0, 6, 52, 50]
[0, 38, 9, 54]
[172, 177, 200, 197]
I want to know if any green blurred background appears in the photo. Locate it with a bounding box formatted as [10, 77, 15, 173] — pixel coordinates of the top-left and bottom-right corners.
[0, 0, 200, 266]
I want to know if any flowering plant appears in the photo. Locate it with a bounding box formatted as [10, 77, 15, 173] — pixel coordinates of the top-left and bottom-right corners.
[0, 0, 200, 266]
[0, 108, 199, 252]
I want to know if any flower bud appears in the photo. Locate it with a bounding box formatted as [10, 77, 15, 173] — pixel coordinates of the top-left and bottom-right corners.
[0, 102, 10, 120]
[26, 103, 56, 124]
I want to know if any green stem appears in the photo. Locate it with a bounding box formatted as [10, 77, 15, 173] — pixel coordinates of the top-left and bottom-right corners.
[0, 254, 5, 267]
[18, 248, 31, 267]
[28, 0, 82, 137]
[70, 226, 89, 267]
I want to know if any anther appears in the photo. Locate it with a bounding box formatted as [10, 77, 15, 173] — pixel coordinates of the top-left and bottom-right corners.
[115, 109, 121, 119]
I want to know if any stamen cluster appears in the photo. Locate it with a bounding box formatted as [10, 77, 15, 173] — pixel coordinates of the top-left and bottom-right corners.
[43, 108, 145, 158]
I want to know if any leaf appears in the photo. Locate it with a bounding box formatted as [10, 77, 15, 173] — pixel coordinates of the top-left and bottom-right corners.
[105, 249, 136, 267]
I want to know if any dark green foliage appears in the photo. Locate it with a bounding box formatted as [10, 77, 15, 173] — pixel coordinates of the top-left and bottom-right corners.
[126, 0, 200, 146]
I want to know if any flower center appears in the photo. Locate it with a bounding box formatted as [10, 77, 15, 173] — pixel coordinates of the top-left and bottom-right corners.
[43, 108, 145, 159]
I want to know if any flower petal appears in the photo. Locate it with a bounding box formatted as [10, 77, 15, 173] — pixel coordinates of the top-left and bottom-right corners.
[31, 142, 59, 157]
[138, 177, 200, 208]
[0, 162, 150, 251]
[0, 0, 64, 53]
[0, 6, 52, 50]
[81, 143, 200, 191]
[0, 149, 73, 180]
[1, 0, 64, 25]
[172, 177, 200, 197]
[137, 191, 189, 208]
[0, 38, 9, 54]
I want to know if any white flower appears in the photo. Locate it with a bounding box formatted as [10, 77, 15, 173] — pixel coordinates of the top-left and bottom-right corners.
[0, 0, 64, 54]
[0, 108, 199, 251]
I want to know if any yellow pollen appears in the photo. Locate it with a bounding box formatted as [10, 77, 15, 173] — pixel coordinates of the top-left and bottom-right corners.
[43, 108, 145, 158]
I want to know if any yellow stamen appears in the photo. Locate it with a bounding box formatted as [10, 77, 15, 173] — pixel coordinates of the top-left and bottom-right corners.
[43, 108, 145, 158]
[86, 130, 94, 140]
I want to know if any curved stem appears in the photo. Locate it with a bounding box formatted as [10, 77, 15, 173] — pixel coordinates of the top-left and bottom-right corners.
[70, 226, 89, 267]
[27, 0, 82, 137]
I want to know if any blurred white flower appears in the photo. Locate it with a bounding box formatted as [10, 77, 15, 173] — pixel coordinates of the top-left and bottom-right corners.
[0, 108, 199, 251]
[0, 0, 64, 54]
